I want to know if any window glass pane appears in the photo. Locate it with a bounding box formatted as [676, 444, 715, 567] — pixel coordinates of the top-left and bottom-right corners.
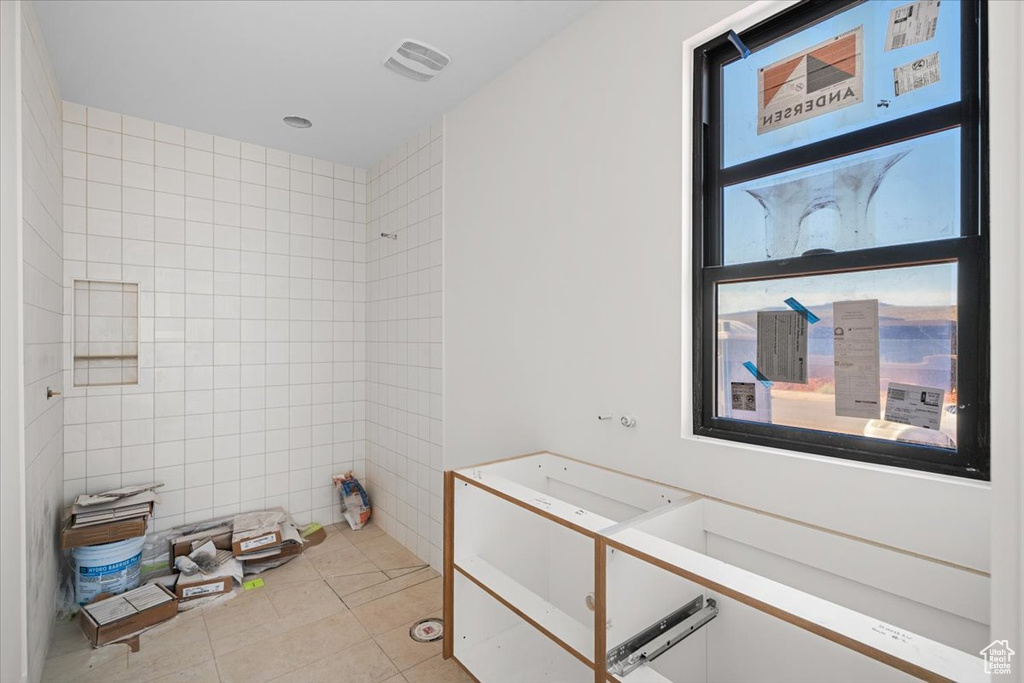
[722, 0, 961, 168]
[723, 129, 960, 264]
[716, 263, 957, 449]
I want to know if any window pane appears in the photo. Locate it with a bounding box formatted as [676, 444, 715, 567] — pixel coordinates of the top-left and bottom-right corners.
[723, 129, 960, 264]
[716, 263, 957, 449]
[722, 0, 961, 168]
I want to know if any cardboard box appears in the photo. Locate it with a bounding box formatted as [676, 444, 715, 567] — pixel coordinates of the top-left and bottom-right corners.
[232, 527, 282, 556]
[238, 522, 303, 563]
[61, 517, 147, 550]
[239, 541, 304, 573]
[171, 528, 232, 560]
[79, 584, 178, 647]
[175, 575, 232, 601]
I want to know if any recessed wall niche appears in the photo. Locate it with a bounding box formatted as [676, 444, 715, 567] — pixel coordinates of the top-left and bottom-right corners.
[72, 279, 139, 387]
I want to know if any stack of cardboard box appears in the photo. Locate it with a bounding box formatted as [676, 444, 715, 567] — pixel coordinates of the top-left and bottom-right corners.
[76, 508, 329, 649]
[231, 511, 304, 569]
[62, 484, 160, 550]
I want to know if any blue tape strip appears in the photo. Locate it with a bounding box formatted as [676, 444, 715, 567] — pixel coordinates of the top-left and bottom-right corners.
[784, 297, 820, 324]
[743, 361, 773, 389]
[727, 30, 751, 59]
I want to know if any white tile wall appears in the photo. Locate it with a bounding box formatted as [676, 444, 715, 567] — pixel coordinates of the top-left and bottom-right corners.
[21, 2, 64, 679]
[365, 121, 444, 570]
[61, 102, 368, 531]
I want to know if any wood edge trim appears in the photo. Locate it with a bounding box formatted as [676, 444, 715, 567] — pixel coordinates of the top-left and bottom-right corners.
[443, 470, 455, 660]
[452, 471, 598, 539]
[603, 538, 954, 683]
[450, 655, 482, 683]
[594, 536, 608, 683]
[454, 562, 596, 670]
[460, 451, 987, 577]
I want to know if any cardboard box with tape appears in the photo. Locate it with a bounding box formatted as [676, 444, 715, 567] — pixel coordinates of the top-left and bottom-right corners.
[79, 584, 178, 647]
[231, 509, 287, 557]
[175, 574, 233, 601]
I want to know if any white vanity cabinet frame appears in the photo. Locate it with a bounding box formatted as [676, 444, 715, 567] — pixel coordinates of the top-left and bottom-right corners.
[443, 451, 987, 683]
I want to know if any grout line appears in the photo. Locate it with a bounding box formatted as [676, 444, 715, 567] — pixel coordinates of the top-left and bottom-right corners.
[323, 577, 352, 605]
[384, 563, 430, 576]
[368, 630, 404, 678]
[197, 611, 225, 683]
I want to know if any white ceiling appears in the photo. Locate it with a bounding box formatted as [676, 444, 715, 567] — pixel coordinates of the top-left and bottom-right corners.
[35, 0, 597, 168]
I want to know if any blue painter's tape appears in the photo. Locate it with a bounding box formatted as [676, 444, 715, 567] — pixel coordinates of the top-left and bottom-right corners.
[743, 361, 772, 389]
[727, 30, 751, 59]
[784, 297, 820, 324]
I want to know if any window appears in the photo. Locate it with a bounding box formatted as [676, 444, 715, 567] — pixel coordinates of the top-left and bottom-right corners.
[692, 0, 987, 478]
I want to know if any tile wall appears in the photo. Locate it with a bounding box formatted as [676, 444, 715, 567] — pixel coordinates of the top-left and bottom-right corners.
[21, 2, 65, 678]
[60, 102, 368, 530]
[365, 121, 444, 570]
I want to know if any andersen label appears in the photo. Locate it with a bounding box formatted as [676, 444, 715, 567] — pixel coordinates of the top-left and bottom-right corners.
[757, 26, 864, 135]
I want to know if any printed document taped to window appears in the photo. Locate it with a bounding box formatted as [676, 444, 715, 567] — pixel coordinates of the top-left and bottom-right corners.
[833, 300, 880, 418]
[884, 0, 940, 51]
[757, 27, 863, 135]
[894, 52, 940, 96]
[757, 311, 808, 384]
[884, 382, 944, 429]
[731, 382, 757, 412]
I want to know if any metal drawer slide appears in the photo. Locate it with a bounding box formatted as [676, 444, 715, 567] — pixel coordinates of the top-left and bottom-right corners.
[607, 595, 719, 677]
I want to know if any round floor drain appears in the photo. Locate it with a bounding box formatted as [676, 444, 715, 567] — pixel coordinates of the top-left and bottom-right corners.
[409, 617, 444, 643]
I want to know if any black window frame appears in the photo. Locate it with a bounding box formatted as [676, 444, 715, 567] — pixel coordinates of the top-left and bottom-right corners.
[692, 0, 989, 480]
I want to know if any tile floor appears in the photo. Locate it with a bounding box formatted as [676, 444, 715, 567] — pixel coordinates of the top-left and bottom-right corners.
[41, 522, 472, 683]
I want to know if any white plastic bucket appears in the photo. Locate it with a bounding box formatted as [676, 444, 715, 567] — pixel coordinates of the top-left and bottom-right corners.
[72, 536, 146, 605]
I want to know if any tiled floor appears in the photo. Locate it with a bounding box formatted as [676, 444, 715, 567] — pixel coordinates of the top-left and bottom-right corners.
[41, 522, 472, 683]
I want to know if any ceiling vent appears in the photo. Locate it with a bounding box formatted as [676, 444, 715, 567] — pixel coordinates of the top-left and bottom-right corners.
[383, 40, 451, 83]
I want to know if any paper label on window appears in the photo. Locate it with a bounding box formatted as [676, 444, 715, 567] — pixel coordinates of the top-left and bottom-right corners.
[182, 582, 226, 598]
[756, 311, 808, 384]
[833, 300, 880, 418]
[239, 533, 277, 552]
[731, 382, 757, 412]
[757, 27, 863, 135]
[894, 53, 940, 96]
[884, 382, 944, 429]
[884, 0, 940, 51]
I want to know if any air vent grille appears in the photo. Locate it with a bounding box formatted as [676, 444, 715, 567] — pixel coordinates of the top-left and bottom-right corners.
[383, 39, 451, 82]
[384, 58, 433, 82]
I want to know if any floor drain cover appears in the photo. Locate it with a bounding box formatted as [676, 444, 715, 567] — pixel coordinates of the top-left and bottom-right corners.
[409, 618, 444, 642]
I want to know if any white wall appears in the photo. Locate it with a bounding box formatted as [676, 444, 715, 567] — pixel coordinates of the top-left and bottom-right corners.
[20, 2, 64, 680]
[0, 4, 28, 681]
[365, 121, 445, 571]
[59, 103, 368, 530]
[444, 0, 1016, 654]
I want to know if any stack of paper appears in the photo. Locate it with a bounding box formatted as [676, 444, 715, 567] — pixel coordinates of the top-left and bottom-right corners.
[71, 485, 162, 529]
[72, 483, 162, 507]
